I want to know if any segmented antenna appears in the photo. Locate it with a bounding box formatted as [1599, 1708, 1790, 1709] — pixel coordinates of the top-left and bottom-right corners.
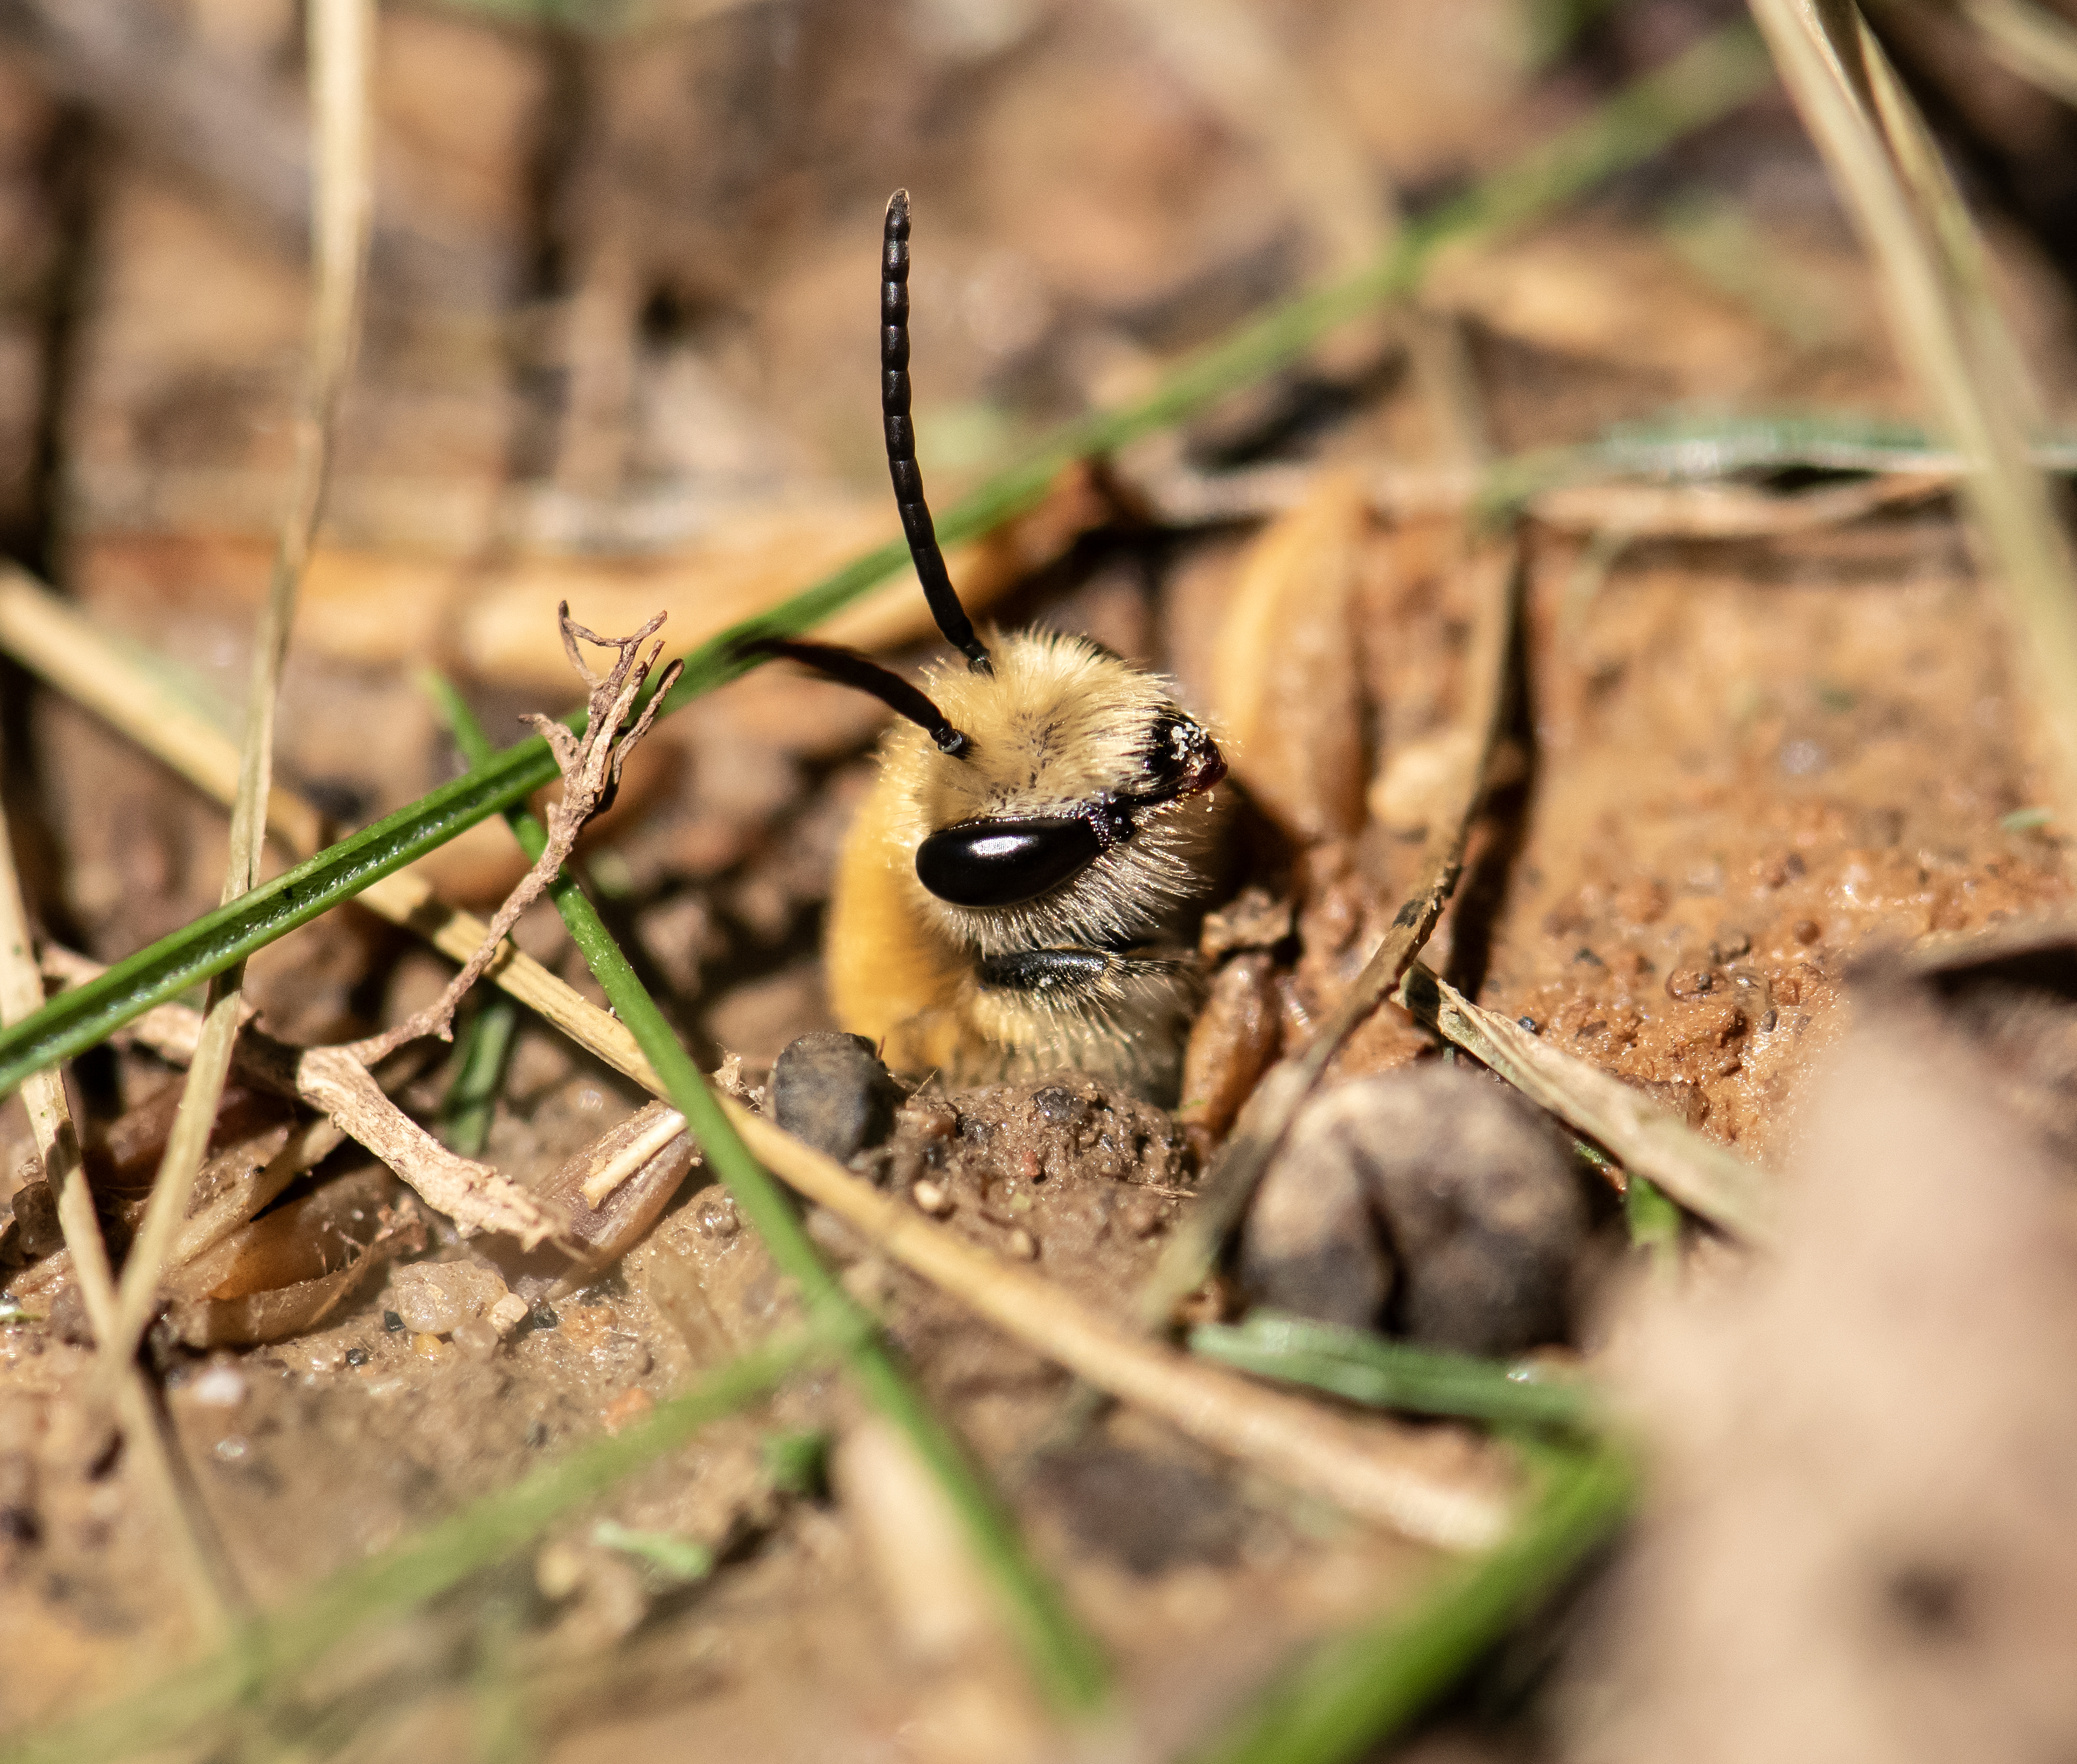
[733, 637, 971, 757]
[883, 190, 991, 675]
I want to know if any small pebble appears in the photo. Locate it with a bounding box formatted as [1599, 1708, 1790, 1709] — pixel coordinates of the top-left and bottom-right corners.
[1007, 1229, 1039, 1261]
[345, 1347, 370, 1368]
[412, 1332, 448, 1361]
[772, 1032, 903, 1163]
[529, 1302, 559, 1331]
[382, 1310, 405, 1332]
[453, 1317, 502, 1362]
[391, 1262, 510, 1337]
[190, 1365, 247, 1408]
[487, 1293, 530, 1338]
[602, 1388, 655, 1434]
[910, 1179, 952, 1217]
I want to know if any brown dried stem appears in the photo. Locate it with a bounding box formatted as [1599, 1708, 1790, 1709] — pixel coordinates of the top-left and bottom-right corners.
[0, 777, 236, 1636]
[349, 604, 681, 1067]
[37, 947, 561, 1252]
[103, 0, 374, 1386]
[1140, 536, 1522, 1330]
[1397, 961, 1779, 1246]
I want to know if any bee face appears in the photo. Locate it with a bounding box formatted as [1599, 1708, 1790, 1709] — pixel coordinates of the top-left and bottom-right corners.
[881, 629, 1227, 962]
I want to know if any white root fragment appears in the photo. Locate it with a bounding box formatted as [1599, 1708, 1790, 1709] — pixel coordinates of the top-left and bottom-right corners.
[577, 1101, 693, 1208]
[288, 1045, 558, 1248]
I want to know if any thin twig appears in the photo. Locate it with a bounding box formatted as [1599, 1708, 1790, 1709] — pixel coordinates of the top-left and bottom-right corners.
[350, 607, 679, 1065]
[1140, 538, 1521, 1330]
[1397, 961, 1778, 1245]
[36, 947, 561, 1250]
[0, 567, 666, 1076]
[0, 774, 235, 1636]
[103, 0, 374, 1382]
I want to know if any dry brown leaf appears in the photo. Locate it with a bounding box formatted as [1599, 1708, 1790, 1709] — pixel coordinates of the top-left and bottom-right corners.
[1209, 469, 1370, 843]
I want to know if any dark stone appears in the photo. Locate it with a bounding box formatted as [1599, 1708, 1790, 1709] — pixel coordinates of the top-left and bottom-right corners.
[8, 1182, 60, 1261]
[772, 1032, 902, 1164]
[382, 1310, 405, 1332]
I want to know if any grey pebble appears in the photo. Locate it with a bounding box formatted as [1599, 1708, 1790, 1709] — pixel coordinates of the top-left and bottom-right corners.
[1239, 1062, 1586, 1356]
[772, 1032, 903, 1163]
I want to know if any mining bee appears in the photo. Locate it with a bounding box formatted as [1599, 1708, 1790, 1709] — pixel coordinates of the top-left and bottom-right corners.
[740, 191, 1230, 1101]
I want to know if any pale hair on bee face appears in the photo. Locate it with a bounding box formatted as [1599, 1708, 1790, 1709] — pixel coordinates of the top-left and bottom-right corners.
[882, 628, 1227, 960]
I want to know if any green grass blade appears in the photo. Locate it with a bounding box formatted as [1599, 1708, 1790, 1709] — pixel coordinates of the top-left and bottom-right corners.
[1189, 1312, 1596, 1433]
[0, 737, 564, 1098]
[0, 1330, 826, 1764]
[0, 20, 1771, 1108]
[436, 686, 1113, 1714]
[1188, 1446, 1634, 1764]
[438, 993, 521, 1157]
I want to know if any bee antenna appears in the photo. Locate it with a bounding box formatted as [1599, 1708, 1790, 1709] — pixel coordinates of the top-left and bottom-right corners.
[733, 637, 972, 758]
[883, 190, 991, 676]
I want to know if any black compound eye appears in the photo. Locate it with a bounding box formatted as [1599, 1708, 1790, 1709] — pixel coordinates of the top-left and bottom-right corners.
[916, 817, 1102, 908]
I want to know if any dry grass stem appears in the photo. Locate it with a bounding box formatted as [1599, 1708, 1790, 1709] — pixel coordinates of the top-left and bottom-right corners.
[349, 604, 682, 1066]
[1143, 537, 1521, 1329]
[1958, 0, 2077, 107]
[1397, 961, 1778, 1245]
[0, 774, 234, 1636]
[1749, 0, 2077, 836]
[1142, 455, 1962, 535]
[103, 0, 375, 1385]
[724, 1104, 1514, 1551]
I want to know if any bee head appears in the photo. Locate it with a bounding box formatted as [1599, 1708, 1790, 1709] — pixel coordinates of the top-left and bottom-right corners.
[906, 629, 1225, 913]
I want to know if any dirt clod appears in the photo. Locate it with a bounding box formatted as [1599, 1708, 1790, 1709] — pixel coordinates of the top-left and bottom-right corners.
[771, 1032, 903, 1165]
[1243, 1063, 1587, 1355]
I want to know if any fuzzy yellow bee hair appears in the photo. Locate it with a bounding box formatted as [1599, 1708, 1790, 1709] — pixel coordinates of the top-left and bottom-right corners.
[827, 626, 1227, 1098]
[737, 192, 1229, 1101]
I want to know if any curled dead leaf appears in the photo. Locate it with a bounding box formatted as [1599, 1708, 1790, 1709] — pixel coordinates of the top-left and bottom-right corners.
[1209, 471, 1370, 844]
